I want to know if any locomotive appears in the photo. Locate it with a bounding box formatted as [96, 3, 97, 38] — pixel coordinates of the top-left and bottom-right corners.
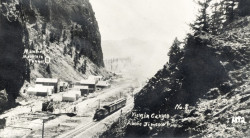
[93, 98, 127, 121]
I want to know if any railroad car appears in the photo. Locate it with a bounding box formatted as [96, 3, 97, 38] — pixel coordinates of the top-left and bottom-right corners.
[93, 98, 126, 121]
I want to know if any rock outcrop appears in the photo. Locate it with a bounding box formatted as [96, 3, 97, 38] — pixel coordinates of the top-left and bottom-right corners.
[0, 0, 107, 105]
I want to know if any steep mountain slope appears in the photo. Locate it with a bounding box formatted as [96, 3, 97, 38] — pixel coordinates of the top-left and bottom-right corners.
[100, 15, 250, 138]
[129, 17, 250, 137]
[0, 0, 108, 107]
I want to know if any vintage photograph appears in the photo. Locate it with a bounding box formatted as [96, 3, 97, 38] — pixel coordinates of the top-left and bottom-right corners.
[0, 0, 250, 137]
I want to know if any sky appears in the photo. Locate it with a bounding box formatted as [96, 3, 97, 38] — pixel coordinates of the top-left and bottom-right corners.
[90, 0, 197, 41]
[89, 0, 198, 78]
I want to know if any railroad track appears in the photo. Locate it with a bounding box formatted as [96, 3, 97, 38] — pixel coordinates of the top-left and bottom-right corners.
[58, 102, 133, 138]
[58, 87, 140, 138]
[58, 121, 97, 138]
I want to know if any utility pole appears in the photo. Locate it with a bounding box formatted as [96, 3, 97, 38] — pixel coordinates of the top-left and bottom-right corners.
[98, 99, 100, 109]
[42, 119, 45, 138]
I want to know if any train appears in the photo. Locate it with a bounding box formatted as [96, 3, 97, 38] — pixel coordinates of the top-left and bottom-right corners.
[93, 98, 127, 121]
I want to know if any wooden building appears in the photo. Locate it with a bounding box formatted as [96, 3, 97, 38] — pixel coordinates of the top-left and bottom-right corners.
[79, 79, 96, 93]
[73, 86, 89, 96]
[62, 93, 77, 102]
[96, 81, 111, 91]
[36, 78, 59, 93]
[27, 84, 54, 96]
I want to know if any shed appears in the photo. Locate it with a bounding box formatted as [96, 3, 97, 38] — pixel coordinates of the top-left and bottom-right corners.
[73, 86, 89, 96]
[27, 84, 53, 96]
[68, 90, 81, 99]
[80, 79, 96, 93]
[62, 93, 77, 102]
[36, 78, 59, 93]
[96, 81, 111, 90]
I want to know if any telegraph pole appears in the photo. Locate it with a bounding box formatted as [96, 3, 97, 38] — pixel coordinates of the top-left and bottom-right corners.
[98, 99, 100, 109]
[42, 119, 45, 138]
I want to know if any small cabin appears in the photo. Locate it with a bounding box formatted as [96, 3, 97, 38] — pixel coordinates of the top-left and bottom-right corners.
[36, 78, 59, 93]
[96, 81, 111, 91]
[27, 84, 54, 96]
[79, 79, 96, 93]
[68, 90, 81, 99]
[73, 86, 89, 96]
[62, 93, 77, 102]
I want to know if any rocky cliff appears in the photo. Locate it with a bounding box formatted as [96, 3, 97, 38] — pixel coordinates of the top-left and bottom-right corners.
[0, 0, 107, 106]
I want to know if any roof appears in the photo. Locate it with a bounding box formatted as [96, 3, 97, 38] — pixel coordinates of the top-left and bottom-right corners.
[105, 98, 126, 108]
[80, 79, 96, 85]
[36, 78, 58, 83]
[27, 85, 50, 93]
[40, 85, 54, 90]
[68, 90, 81, 96]
[89, 75, 103, 80]
[63, 93, 76, 98]
[96, 81, 110, 87]
[73, 86, 89, 89]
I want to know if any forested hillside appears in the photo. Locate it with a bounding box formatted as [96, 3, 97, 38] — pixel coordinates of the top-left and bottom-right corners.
[101, 0, 250, 137]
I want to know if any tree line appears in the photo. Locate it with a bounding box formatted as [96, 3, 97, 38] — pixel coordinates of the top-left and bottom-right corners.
[191, 0, 250, 35]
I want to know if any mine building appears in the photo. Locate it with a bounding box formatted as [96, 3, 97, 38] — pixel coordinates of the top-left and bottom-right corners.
[35, 78, 59, 93]
[62, 91, 80, 102]
[96, 81, 111, 91]
[68, 90, 81, 99]
[27, 84, 54, 96]
[72, 86, 89, 96]
[79, 79, 96, 93]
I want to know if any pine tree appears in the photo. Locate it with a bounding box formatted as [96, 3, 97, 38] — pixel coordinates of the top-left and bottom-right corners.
[210, 1, 224, 35]
[63, 45, 67, 56]
[191, 0, 212, 34]
[83, 60, 87, 74]
[73, 52, 79, 69]
[168, 38, 182, 64]
[46, 64, 51, 74]
[223, 0, 239, 24]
